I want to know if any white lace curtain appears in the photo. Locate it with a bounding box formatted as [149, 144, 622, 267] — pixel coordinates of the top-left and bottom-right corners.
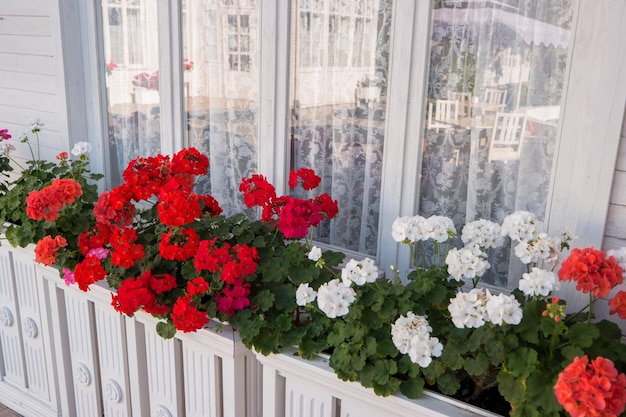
[289, 0, 392, 256]
[420, 0, 574, 287]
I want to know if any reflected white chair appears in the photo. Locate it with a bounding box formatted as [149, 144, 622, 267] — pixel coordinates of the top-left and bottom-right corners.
[427, 99, 459, 132]
[448, 92, 472, 118]
[480, 88, 507, 115]
[487, 112, 527, 162]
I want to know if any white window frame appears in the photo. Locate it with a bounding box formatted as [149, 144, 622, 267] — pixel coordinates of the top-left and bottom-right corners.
[74, 0, 626, 309]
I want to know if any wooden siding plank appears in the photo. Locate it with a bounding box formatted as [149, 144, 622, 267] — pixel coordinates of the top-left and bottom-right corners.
[0, 53, 56, 75]
[0, 88, 57, 113]
[0, 70, 55, 94]
[0, 105, 57, 131]
[605, 204, 626, 239]
[0, 35, 53, 56]
[610, 170, 626, 206]
[617, 134, 626, 171]
[1, 0, 50, 16]
[603, 236, 626, 251]
[0, 16, 50, 36]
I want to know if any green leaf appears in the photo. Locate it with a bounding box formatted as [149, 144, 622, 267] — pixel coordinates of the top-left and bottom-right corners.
[568, 322, 599, 348]
[441, 343, 464, 370]
[274, 285, 296, 311]
[525, 371, 561, 414]
[505, 347, 537, 379]
[400, 377, 425, 399]
[497, 371, 526, 404]
[464, 352, 489, 376]
[156, 321, 177, 339]
[254, 290, 275, 311]
[436, 371, 461, 395]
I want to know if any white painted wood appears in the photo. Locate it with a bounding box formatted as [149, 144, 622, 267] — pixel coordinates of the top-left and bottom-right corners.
[38, 264, 77, 417]
[605, 204, 626, 240]
[124, 315, 151, 417]
[11, 249, 52, 402]
[0, 35, 54, 56]
[0, 71, 56, 94]
[0, 88, 58, 113]
[0, 245, 27, 388]
[64, 290, 102, 417]
[0, 53, 56, 75]
[95, 302, 132, 417]
[0, 16, 51, 36]
[610, 170, 626, 206]
[378, 0, 432, 273]
[256, 349, 501, 417]
[139, 314, 184, 417]
[1, 0, 51, 16]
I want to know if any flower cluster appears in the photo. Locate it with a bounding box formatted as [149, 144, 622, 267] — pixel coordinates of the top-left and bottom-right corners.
[391, 312, 443, 367]
[239, 167, 338, 239]
[518, 267, 560, 297]
[448, 288, 522, 328]
[106, 60, 117, 76]
[559, 247, 623, 299]
[184, 58, 194, 71]
[554, 355, 626, 417]
[445, 245, 490, 281]
[132, 71, 159, 90]
[26, 178, 83, 221]
[391, 214, 456, 244]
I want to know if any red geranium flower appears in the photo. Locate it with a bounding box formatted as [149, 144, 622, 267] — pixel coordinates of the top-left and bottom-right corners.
[558, 248, 623, 298]
[289, 168, 321, 190]
[554, 355, 626, 417]
[171, 147, 209, 176]
[159, 227, 200, 261]
[111, 275, 155, 315]
[171, 295, 210, 332]
[608, 291, 626, 319]
[34, 235, 67, 266]
[74, 255, 107, 291]
[187, 277, 210, 296]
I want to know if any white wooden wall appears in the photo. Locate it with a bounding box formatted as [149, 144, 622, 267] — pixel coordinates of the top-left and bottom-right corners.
[604, 113, 626, 251]
[0, 0, 71, 164]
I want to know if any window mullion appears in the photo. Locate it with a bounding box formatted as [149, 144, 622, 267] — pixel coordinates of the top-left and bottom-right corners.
[377, 0, 432, 274]
[258, 0, 291, 192]
[157, 0, 184, 155]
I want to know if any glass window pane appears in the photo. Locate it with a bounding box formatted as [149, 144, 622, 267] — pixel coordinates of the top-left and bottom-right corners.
[289, 0, 392, 256]
[184, 0, 259, 215]
[419, 1, 574, 287]
[103, 0, 161, 187]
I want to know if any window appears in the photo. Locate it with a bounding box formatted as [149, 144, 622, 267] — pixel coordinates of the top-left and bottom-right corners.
[101, 0, 161, 187]
[95, 0, 576, 290]
[227, 14, 251, 72]
[103, 0, 144, 66]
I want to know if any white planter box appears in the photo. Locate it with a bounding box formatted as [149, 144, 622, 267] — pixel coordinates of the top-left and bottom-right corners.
[134, 88, 160, 104]
[255, 348, 502, 417]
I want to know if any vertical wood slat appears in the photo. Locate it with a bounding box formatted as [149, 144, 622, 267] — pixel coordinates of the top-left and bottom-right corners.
[183, 339, 218, 417]
[64, 289, 102, 416]
[142, 315, 183, 417]
[0, 246, 26, 388]
[11, 249, 50, 401]
[95, 300, 132, 417]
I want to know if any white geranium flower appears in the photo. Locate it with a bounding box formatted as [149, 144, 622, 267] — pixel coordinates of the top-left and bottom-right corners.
[461, 219, 504, 249]
[518, 267, 560, 297]
[341, 257, 378, 286]
[486, 292, 523, 325]
[425, 215, 456, 242]
[391, 312, 442, 367]
[514, 233, 561, 266]
[316, 279, 356, 318]
[295, 283, 317, 306]
[391, 215, 429, 243]
[445, 245, 490, 281]
[308, 246, 322, 262]
[448, 288, 488, 328]
[71, 141, 93, 156]
[28, 117, 44, 132]
[501, 211, 541, 242]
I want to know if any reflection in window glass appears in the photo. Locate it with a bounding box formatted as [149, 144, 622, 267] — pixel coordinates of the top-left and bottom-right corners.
[102, 0, 161, 187]
[183, 0, 259, 215]
[290, 0, 392, 256]
[420, 1, 574, 287]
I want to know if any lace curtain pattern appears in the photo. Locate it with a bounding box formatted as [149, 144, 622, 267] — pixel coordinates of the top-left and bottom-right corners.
[420, 0, 573, 287]
[290, 0, 392, 256]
